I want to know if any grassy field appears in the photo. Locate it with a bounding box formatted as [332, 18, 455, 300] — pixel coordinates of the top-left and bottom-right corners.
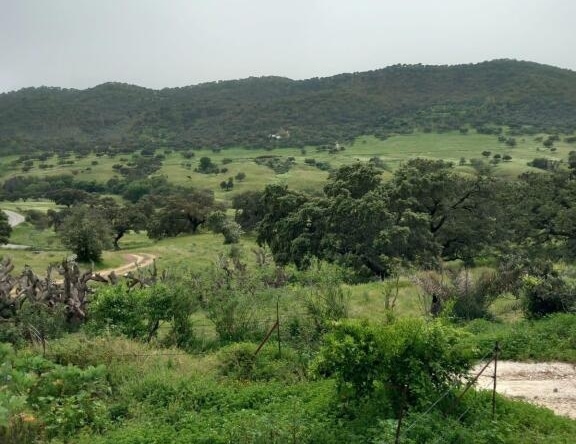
[2, 131, 574, 206]
[2, 133, 575, 444]
[0, 129, 572, 316]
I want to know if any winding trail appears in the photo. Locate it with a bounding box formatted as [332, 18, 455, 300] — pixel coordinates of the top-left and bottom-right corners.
[2, 209, 30, 249]
[96, 252, 157, 278]
[2, 209, 157, 275]
[4, 209, 25, 227]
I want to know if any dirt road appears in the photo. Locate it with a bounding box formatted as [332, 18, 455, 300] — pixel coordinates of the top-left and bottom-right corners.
[2, 210, 30, 249]
[96, 253, 157, 277]
[3, 209, 25, 227]
[474, 361, 576, 419]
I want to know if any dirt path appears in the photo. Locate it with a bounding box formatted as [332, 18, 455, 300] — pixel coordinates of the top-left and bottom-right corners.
[3, 209, 25, 227]
[2, 209, 31, 249]
[473, 361, 576, 419]
[96, 253, 157, 278]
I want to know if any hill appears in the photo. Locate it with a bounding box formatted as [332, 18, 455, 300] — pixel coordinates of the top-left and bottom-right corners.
[1, 59, 576, 154]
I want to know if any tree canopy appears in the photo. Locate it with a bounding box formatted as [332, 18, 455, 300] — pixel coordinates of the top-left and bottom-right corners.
[255, 160, 574, 278]
[2, 60, 576, 154]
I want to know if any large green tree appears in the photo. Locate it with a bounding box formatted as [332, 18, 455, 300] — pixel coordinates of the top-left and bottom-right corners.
[146, 189, 218, 240]
[232, 190, 265, 232]
[0, 210, 12, 244]
[257, 164, 436, 278]
[96, 198, 148, 250]
[384, 159, 501, 263]
[57, 206, 113, 262]
[508, 171, 576, 258]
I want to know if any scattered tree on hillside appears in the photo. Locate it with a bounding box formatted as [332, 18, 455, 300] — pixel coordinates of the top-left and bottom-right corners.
[57, 206, 113, 262]
[257, 164, 434, 278]
[146, 189, 218, 239]
[196, 157, 219, 174]
[0, 210, 12, 244]
[232, 190, 265, 232]
[385, 159, 502, 264]
[47, 188, 95, 207]
[96, 198, 148, 249]
[257, 161, 509, 278]
[206, 211, 243, 244]
[220, 177, 234, 191]
[509, 172, 576, 256]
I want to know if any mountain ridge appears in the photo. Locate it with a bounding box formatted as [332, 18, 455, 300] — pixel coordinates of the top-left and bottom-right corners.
[1, 59, 576, 153]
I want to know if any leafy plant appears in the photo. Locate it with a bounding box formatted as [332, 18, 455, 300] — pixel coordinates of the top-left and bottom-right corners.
[522, 266, 576, 318]
[312, 318, 474, 414]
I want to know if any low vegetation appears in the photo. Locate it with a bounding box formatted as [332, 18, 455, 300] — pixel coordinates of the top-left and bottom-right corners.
[2, 61, 576, 441]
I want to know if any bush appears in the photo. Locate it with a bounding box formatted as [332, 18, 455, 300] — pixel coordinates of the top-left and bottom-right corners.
[206, 210, 243, 244]
[58, 205, 112, 262]
[218, 342, 305, 382]
[88, 285, 149, 339]
[463, 313, 576, 361]
[522, 267, 576, 318]
[312, 319, 474, 413]
[1, 348, 111, 441]
[88, 283, 197, 343]
[27, 364, 110, 438]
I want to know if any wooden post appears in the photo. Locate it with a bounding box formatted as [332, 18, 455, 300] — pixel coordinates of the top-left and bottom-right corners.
[492, 341, 500, 419]
[254, 320, 279, 357]
[395, 385, 407, 444]
[276, 297, 282, 358]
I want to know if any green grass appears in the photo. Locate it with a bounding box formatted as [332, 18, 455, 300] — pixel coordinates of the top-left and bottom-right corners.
[0, 199, 60, 213]
[463, 313, 576, 362]
[8, 325, 575, 444]
[347, 278, 424, 320]
[3, 131, 574, 208]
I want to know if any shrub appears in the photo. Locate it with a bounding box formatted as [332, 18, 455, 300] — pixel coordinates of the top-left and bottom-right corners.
[218, 342, 305, 382]
[206, 210, 243, 244]
[522, 270, 575, 319]
[1, 347, 111, 441]
[312, 319, 474, 414]
[27, 364, 110, 438]
[88, 283, 197, 342]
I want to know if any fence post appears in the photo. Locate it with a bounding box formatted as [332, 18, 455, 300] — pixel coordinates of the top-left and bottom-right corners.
[254, 320, 279, 357]
[276, 296, 282, 358]
[395, 385, 407, 444]
[492, 341, 500, 419]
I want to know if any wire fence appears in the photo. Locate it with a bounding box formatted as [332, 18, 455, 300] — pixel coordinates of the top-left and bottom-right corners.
[21, 302, 519, 444]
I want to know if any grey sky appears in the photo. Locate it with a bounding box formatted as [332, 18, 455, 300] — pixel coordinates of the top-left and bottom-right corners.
[1, 0, 575, 93]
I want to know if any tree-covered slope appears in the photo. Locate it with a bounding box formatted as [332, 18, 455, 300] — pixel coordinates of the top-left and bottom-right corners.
[1, 59, 576, 153]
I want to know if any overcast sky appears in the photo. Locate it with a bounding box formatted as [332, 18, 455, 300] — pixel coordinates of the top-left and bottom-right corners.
[1, 0, 575, 93]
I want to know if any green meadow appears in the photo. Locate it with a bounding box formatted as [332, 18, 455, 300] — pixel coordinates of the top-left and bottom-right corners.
[2, 131, 573, 204]
[1, 129, 573, 273]
[2, 131, 576, 444]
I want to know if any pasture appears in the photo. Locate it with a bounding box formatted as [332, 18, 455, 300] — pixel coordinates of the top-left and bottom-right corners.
[1, 128, 573, 289]
[1, 131, 576, 444]
[1, 130, 573, 206]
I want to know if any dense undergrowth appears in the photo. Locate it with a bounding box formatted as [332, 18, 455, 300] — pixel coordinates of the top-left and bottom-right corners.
[1, 252, 575, 443]
[464, 313, 576, 362]
[2, 321, 576, 444]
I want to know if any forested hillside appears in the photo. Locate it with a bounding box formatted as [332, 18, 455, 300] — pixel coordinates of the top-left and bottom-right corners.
[2, 59, 576, 154]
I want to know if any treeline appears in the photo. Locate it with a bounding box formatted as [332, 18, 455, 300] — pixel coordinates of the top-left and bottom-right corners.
[238, 160, 576, 271]
[4, 174, 224, 259]
[2, 60, 576, 154]
[233, 159, 576, 319]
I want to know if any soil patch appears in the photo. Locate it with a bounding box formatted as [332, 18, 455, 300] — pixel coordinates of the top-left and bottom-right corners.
[473, 361, 576, 419]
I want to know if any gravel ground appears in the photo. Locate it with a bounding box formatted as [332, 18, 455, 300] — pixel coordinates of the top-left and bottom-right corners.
[473, 361, 576, 419]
